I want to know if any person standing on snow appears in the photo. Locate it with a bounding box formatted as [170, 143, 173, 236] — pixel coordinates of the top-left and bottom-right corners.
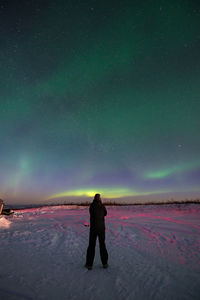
[85, 193, 108, 270]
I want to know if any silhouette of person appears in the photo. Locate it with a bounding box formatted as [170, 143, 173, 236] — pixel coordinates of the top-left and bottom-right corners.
[85, 193, 108, 270]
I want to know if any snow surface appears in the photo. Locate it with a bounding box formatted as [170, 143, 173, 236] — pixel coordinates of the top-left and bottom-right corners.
[0, 204, 200, 300]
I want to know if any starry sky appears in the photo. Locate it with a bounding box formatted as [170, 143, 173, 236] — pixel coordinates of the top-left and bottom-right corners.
[0, 0, 200, 205]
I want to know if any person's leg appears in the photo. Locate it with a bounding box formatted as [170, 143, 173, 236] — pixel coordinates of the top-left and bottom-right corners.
[86, 229, 97, 267]
[98, 230, 108, 266]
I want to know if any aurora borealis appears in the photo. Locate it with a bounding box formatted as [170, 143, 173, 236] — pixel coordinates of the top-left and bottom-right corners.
[0, 0, 200, 205]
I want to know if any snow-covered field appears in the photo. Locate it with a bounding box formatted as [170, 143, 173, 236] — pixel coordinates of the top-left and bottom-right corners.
[0, 204, 200, 300]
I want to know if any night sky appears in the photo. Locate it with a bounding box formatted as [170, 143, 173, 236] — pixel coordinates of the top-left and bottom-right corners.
[1, 0, 200, 205]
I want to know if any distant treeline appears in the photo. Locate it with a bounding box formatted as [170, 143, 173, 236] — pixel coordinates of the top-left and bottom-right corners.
[10, 198, 200, 210]
[61, 199, 200, 206]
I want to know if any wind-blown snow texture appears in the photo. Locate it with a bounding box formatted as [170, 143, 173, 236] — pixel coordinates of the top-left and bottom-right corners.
[0, 204, 200, 300]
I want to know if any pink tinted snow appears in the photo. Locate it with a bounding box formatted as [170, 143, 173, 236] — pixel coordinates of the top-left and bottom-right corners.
[1, 203, 200, 300]
[10, 203, 200, 267]
[106, 204, 200, 266]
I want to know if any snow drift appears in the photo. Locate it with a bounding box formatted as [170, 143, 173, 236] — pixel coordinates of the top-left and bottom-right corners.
[0, 204, 200, 300]
[0, 216, 11, 229]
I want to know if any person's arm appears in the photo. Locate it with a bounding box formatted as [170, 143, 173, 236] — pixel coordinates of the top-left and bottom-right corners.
[104, 205, 107, 216]
[89, 203, 94, 216]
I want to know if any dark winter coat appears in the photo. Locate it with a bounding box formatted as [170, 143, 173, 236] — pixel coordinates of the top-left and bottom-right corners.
[89, 199, 107, 231]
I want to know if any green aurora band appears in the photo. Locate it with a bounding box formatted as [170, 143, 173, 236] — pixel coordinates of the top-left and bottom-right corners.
[0, 0, 200, 204]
